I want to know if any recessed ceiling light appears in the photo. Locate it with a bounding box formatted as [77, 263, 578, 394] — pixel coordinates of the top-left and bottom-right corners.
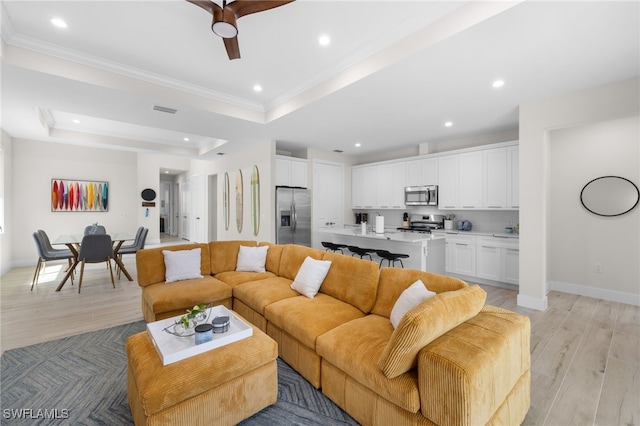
[444, 121, 453, 127]
[492, 79, 505, 88]
[319, 35, 330, 46]
[72, 119, 80, 124]
[50, 18, 68, 28]
[355, 143, 361, 148]
[164, 171, 170, 174]
[183, 137, 190, 142]
[253, 84, 262, 92]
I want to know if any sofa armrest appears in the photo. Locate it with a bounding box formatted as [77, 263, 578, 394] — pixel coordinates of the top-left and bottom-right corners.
[417, 308, 530, 426]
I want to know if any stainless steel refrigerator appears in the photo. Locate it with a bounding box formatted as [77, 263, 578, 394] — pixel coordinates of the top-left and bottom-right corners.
[276, 186, 311, 246]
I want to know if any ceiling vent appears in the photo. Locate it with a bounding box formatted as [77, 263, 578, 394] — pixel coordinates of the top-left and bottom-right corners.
[152, 105, 177, 114]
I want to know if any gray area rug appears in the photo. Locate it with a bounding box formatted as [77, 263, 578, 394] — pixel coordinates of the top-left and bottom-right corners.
[1, 321, 358, 425]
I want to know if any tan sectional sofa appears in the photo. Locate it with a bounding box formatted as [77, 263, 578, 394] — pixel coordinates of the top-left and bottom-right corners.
[135, 240, 531, 426]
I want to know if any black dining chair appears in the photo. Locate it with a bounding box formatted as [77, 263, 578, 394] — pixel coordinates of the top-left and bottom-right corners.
[115, 227, 148, 278]
[77, 234, 116, 293]
[32, 232, 75, 290]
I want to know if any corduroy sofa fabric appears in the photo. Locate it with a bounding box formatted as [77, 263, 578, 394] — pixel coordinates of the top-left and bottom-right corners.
[378, 284, 487, 379]
[372, 267, 468, 318]
[417, 307, 531, 426]
[135, 240, 531, 425]
[126, 322, 277, 425]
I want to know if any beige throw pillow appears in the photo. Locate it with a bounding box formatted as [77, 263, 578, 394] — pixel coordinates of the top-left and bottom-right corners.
[378, 285, 486, 379]
[163, 248, 203, 283]
[236, 245, 268, 273]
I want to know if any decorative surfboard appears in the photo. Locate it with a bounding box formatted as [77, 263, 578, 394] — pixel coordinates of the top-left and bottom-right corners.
[235, 169, 243, 233]
[223, 172, 230, 231]
[251, 165, 260, 236]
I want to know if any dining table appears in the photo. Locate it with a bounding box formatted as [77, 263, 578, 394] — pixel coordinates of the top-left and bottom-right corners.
[53, 233, 134, 291]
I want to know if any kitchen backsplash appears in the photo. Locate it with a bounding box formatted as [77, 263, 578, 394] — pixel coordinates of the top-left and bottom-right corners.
[354, 207, 519, 233]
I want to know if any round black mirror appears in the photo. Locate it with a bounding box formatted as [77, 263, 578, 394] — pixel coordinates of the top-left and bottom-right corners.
[580, 176, 639, 217]
[141, 188, 157, 201]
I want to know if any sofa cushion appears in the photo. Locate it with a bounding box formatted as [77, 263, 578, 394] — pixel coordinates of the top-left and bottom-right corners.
[136, 243, 212, 287]
[163, 248, 203, 283]
[258, 242, 283, 276]
[209, 240, 257, 274]
[215, 270, 276, 288]
[236, 245, 268, 273]
[278, 245, 325, 281]
[390, 280, 436, 329]
[142, 276, 232, 317]
[378, 285, 487, 379]
[320, 252, 380, 314]
[291, 257, 332, 298]
[316, 315, 421, 413]
[232, 277, 299, 315]
[371, 268, 468, 318]
[265, 293, 365, 350]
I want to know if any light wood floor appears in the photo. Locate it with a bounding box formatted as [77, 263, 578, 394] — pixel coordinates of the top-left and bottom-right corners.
[1, 247, 638, 425]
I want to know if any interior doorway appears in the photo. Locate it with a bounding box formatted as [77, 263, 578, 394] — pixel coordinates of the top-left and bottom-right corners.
[208, 174, 218, 241]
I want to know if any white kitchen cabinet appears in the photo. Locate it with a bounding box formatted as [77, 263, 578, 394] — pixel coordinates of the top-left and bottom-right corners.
[483, 147, 508, 208]
[502, 247, 520, 284]
[476, 236, 519, 284]
[377, 163, 405, 208]
[444, 233, 519, 285]
[353, 163, 405, 209]
[507, 145, 519, 209]
[438, 155, 459, 209]
[276, 156, 308, 188]
[458, 151, 483, 209]
[476, 238, 501, 281]
[445, 233, 477, 276]
[405, 158, 437, 187]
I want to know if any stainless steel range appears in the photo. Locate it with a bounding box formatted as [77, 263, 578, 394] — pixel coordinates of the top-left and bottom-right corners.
[397, 214, 444, 233]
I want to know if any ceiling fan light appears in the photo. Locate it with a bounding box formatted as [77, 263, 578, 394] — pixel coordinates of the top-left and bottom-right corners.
[212, 21, 238, 38]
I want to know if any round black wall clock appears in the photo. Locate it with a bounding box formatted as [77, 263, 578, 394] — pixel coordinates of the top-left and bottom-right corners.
[141, 188, 157, 201]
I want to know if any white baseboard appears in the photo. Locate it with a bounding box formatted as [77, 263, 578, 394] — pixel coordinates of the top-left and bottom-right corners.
[517, 293, 548, 311]
[549, 281, 640, 307]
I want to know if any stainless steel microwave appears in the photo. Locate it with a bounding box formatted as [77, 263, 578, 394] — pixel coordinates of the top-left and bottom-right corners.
[405, 185, 438, 206]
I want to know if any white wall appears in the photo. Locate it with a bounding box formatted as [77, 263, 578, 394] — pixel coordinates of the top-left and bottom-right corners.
[190, 140, 276, 243]
[9, 138, 139, 266]
[519, 77, 640, 310]
[0, 130, 13, 275]
[549, 116, 639, 303]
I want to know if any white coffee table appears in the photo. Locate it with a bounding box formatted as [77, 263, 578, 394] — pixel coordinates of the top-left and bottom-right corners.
[146, 305, 253, 365]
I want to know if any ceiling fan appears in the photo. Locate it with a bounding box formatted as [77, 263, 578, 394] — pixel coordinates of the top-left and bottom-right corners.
[187, 0, 295, 60]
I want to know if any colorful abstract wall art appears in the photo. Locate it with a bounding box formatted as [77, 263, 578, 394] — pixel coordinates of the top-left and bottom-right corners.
[51, 179, 109, 212]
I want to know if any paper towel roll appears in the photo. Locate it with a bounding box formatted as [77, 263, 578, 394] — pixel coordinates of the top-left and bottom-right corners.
[361, 222, 367, 234]
[375, 216, 385, 233]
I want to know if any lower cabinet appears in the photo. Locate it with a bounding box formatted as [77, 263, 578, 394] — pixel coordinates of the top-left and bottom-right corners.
[445, 234, 519, 285]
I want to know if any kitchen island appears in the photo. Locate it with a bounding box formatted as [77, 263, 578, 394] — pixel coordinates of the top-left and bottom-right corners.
[319, 227, 445, 274]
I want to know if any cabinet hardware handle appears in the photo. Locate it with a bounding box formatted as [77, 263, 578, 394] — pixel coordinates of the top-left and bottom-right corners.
[488, 206, 501, 208]
[462, 206, 475, 208]
[456, 243, 468, 246]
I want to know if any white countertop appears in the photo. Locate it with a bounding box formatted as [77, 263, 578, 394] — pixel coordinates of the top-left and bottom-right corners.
[320, 227, 445, 243]
[431, 230, 519, 239]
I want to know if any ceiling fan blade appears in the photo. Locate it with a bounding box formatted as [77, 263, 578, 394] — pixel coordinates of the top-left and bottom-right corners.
[185, 0, 221, 16]
[226, 0, 295, 19]
[223, 36, 241, 60]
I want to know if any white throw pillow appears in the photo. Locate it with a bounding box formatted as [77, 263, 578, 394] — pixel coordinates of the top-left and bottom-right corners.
[163, 248, 203, 283]
[390, 280, 436, 328]
[236, 245, 268, 273]
[290, 256, 332, 299]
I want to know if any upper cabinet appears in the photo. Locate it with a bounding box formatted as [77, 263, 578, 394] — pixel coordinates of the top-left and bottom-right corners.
[405, 158, 438, 187]
[352, 162, 405, 209]
[351, 141, 518, 211]
[276, 156, 308, 188]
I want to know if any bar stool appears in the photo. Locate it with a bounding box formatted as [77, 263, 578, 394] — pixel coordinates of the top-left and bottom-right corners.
[376, 250, 409, 268]
[321, 242, 347, 253]
[347, 246, 377, 260]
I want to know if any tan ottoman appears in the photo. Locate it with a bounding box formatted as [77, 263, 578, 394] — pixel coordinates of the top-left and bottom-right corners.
[126, 321, 278, 426]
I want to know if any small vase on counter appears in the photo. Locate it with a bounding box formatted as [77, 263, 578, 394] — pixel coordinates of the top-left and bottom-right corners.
[361, 222, 367, 234]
